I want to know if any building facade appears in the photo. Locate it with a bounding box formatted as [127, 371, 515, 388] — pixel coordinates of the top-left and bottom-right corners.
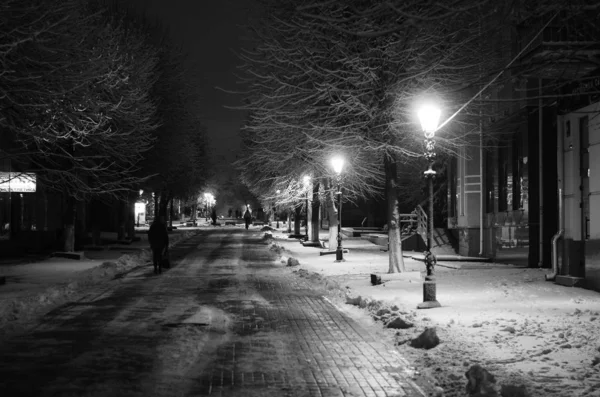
[557, 79, 600, 289]
[446, 12, 600, 290]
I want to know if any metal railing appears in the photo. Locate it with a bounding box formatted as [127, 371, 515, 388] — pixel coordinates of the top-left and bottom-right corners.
[397, 209, 420, 237]
[415, 205, 428, 241]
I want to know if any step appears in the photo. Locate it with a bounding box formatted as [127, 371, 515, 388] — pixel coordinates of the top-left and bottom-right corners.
[51, 251, 85, 260]
[555, 275, 586, 288]
[410, 253, 491, 262]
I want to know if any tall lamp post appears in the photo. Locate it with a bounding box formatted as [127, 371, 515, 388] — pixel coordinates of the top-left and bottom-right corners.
[204, 193, 209, 221]
[303, 175, 311, 241]
[331, 157, 345, 262]
[204, 193, 214, 222]
[417, 103, 442, 310]
[275, 190, 280, 228]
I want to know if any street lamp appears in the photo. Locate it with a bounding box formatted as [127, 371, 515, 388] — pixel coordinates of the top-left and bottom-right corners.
[303, 175, 311, 241]
[275, 190, 280, 228]
[204, 193, 214, 222]
[204, 193, 209, 221]
[287, 204, 292, 234]
[331, 156, 345, 262]
[417, 103, 442, 309]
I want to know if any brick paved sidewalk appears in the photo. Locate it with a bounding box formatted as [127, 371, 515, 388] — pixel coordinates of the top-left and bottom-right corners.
[183, 232, 428, 397]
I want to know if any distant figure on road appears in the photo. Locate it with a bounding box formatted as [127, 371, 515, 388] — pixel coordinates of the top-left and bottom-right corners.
[148, 216, 169, 274]
[244, 207, 252, 230]
[211, 208, 218, 225]
[228, 208, 233, 218]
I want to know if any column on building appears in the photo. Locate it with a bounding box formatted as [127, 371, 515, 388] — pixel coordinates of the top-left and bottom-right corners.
[452, 144, 484, 257]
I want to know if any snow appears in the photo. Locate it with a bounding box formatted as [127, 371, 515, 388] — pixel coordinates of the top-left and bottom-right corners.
[0, 228, 198, 337]
[269, 229, 600, 397]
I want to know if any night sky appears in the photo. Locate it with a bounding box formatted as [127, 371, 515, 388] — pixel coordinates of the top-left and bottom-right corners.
[128, 0, 249, 163]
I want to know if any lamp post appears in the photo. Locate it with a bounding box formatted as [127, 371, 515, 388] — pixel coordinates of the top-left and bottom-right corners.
[275, 190, 280, 228]
[204, 193, 209, 221]
[331, 157, 345, 262]
[417, 103, 442, 310]
[303, 175, 310, 241]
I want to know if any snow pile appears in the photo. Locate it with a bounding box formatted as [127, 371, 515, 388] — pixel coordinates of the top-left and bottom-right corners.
[339, 272, 600, 397]
[261, 231, 274, 243]
[0, 230, 197, 336]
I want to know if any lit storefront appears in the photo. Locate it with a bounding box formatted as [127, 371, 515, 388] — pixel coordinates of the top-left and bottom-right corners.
[0, 171, 37, 240]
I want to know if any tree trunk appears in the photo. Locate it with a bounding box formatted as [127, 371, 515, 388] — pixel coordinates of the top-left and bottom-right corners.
[117, 198, 126, 241]
[62, 195, 76, 252]
[169, 197, 174, 228]
[154, 193, 159, 220]
[159, 191, 169, 218]
[127, 193, 135, 240]
[324, 178, 339, 251]
[90, 199, 101, 246]
[76, 199, 86, 247]
[385, 153, 405, 273]
[304, 191, 312, 240]
[294, 205, 302, 235]
[311, 181, 320, 243]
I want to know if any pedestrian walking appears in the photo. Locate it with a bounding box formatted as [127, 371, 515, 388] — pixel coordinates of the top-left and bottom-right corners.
[211, 208, 218, 225]
[148, 216, 169, 274]
[244, 207, 252, 230]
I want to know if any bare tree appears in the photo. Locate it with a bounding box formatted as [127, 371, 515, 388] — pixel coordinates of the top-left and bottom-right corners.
[0, 0, 163, 250]
[236, 0, 497, 272]
[140, 45, 211, 219]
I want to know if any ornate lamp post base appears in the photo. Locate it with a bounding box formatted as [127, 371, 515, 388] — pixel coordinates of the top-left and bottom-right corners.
[417, 250, 441, 309]
[417, 278, 441, 309]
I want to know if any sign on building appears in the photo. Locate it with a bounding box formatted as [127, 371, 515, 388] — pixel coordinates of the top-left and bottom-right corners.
[0, 172, 37, 193]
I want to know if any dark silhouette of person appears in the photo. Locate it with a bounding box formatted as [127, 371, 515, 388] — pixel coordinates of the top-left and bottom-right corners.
[148, 216, 169, 274]
[211, 208, 217, 226]
[228, 208, 233, 218]
[244, 207, 252, 230]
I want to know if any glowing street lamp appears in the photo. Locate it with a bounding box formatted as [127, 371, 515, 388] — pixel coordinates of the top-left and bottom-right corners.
[417, 103, 442, 310]
[331, 156, 345, 262]
[303, 175, 311, 240]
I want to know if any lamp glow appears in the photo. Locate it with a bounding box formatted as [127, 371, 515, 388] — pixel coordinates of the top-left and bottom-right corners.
[331, 157, 344, 175]
[418, 104, 441, 135]
[303, 175, 311, 187]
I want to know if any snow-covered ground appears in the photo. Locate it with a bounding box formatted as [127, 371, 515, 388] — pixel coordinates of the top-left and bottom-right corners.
[0, 228, 198, 336]
[267, 229, 600, 397]
[2, 224, 599, 396]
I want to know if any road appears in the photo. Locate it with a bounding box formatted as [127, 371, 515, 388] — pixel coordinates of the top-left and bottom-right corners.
[0, 228, 427, 397]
